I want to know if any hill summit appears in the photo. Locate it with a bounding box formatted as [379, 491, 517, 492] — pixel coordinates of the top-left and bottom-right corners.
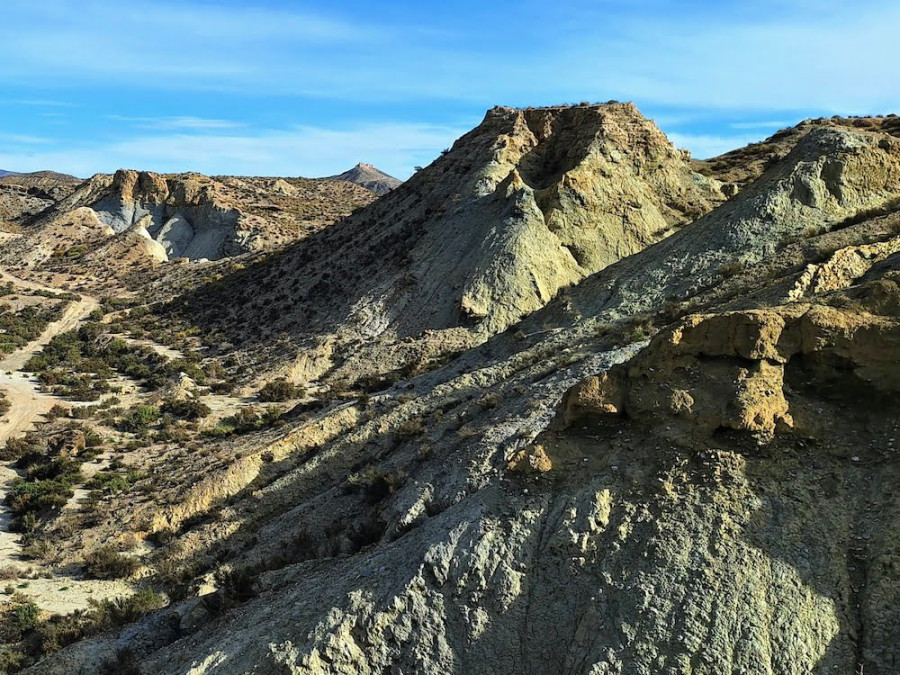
[329, 163, 402, 195]
[184, 102, 725, 384]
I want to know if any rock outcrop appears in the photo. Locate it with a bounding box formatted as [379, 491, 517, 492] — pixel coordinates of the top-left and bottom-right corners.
[77, 170, 243, 260]
[550, 125, 900, 325]
[561, 288, 900, 442]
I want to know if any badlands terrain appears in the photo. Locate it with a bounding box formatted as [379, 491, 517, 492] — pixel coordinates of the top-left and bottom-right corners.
[0, 103, 896, 673]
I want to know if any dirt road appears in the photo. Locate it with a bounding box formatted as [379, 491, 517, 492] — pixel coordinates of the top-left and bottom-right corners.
[0, 276, 98, 444]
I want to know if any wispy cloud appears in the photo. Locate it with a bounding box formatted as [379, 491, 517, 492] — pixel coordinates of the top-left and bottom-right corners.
[0, 133, 53, 145]
[0, 123, 468, 179]
[106, 116, 246, 131]
[2, 0, 899, 112]
[0, 1, 898, 176]
[2, 99, 81, 108]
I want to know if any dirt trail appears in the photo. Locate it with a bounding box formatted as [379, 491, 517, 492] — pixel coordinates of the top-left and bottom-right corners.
[0, 271, 128, 613]
[0, 280, 99, 444]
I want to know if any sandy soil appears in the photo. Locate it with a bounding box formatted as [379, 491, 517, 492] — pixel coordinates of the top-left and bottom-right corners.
[0, 271, 128, 613]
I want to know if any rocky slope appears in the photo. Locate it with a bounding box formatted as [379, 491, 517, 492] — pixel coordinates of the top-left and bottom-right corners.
[6, 104, 900, 674]
[49, 169, 377, 261]
[0, 172, 82, 231]
[0, 170, 379, 295]
[695, 114, 900, 191]
[329, 163, 402, 195]
[179, 103, 724, 383]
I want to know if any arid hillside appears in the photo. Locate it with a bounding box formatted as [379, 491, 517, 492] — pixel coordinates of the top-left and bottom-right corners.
[0, 104, 896, 675]
[170, 103, 726, 385]
[0, 169, 382, 300]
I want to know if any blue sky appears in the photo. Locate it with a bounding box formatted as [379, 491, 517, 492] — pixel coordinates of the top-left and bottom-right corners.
[1, 0, 898, 179]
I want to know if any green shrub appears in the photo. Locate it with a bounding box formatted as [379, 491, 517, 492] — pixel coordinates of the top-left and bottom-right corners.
[121, 405, 160, 432]
[258, 378, 301, 402]
[160, 398, 210, 420]
[88, 470, 146, 495]
[6, 478, 74, 521]
[83, 546, 140, 580]
[0, 302, 65, 355]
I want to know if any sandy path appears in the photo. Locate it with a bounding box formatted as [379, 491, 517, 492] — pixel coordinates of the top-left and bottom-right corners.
[0, 271, 128, 613]
[0, 292, 99, 443]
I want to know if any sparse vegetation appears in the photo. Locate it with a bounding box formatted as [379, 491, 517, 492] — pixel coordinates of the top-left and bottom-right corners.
[0, 302, 64, 355]
[0, 589, 165, 671]
[87, 469, 146, 495]
[203, 406, 284, 437]
[160, 397, 211, 421]
[257, 378, 302, 402]
[83, 545, 140, 580]
[120, 404, 161, 432]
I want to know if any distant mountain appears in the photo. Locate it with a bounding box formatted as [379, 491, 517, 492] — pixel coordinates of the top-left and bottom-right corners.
[328, 162, 402, 195]
[0, 170, 80, 188]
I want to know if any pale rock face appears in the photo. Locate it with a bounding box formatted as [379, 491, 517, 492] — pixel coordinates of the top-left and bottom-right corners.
[156, 213, 195, 258]
[551, 126, 900, 323]
[54, 169, 244, 260]
[242, 103, 725, 369]
[130, 217, 169, 262]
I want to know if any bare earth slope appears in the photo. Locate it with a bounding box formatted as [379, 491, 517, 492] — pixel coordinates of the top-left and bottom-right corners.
[12, 106, 900, 674]
[0, 172, 82, 231]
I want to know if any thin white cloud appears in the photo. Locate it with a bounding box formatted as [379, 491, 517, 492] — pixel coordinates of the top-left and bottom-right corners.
[105, 116, 246, 131]
[0, 123, 469, 180]
[2, 99, 81, 108]
[1, 0, 898, 113]
[0, 133, 53, 145]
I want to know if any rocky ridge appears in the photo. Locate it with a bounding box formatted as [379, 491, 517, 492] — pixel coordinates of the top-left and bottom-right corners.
[180, 103, 724, 383]
[7, 104, 900, 674]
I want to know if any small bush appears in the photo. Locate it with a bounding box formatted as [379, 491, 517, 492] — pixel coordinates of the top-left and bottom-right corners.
[83, 546, 140, 580]
[121, 405, 160, 432]
[160, 398, 211, 420]
[717, 261, 745, 278]
[396, 418, 425, 438]
[88, 470, 146, 495]
[258, 378, 301, 402]
[478, 393, 500, 409]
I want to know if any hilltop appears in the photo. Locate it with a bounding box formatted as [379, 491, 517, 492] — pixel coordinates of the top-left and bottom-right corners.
[0, 169, 379, 294]
[329, 163, 402, 195]
[174, 102, 724, 384]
